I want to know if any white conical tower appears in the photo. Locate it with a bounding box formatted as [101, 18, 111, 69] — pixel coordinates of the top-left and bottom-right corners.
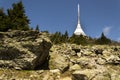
[74, 4, 86, 36]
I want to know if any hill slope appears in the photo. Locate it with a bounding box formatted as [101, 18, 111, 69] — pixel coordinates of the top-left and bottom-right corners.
[0, 30, 120, 80]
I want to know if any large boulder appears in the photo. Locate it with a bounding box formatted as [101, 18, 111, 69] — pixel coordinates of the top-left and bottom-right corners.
[49, 52, 69, 73]
[0, 30, 52, 70]
[49, 44, 70, 73]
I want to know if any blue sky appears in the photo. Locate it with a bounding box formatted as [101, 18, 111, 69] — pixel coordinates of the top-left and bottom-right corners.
[0, 0, 120, 41]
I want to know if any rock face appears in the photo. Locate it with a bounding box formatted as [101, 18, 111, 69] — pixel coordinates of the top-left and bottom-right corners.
[0, 30, 52, 70]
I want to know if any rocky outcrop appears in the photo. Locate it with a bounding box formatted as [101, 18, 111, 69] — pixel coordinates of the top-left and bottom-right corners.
[0, 30, 52, 70]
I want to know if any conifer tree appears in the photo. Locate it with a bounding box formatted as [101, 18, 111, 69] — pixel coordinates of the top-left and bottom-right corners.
[95, 32, 111, 45]
[7, 1, 30, 30]
[0, 8, 8, 31]
[61, 31, 69, 43]
[64, 30, 69, 40]
[35, 25, 39, 32]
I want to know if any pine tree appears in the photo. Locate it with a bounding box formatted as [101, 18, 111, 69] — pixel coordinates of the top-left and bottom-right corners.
[35, 25, 39, 32]
[95, 32, 111, 45]
[0, 8, 5, 16]
[64, 30, 69, 41]
[7, 1, 30, 30]
[0, 8, 8, 31]
[61, 31, 69, 43]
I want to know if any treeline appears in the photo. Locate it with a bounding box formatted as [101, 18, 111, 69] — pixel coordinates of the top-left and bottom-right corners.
[50, 31, 69, 44]
[50, 31, 115, 45]
[0, 1, 30, 31]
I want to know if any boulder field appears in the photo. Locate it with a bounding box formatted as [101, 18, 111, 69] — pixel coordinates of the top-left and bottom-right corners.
[49, 44, 120, 80]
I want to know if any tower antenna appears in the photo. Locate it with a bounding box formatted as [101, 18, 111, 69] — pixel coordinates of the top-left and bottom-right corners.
[78, 4, 80, 24]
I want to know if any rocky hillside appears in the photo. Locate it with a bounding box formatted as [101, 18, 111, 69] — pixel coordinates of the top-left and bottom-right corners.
[49, 44, 120, 80]
[0, 31, 120, 80]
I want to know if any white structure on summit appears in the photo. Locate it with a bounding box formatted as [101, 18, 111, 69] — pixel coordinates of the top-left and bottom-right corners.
[74, 4, 86, 36]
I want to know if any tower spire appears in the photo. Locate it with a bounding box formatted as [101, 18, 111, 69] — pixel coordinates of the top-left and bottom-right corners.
[78, 4, 80, 24]
[74, 3, 86, 36]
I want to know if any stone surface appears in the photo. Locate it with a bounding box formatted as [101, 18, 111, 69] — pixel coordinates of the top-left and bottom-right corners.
[0, 30, 52, 70]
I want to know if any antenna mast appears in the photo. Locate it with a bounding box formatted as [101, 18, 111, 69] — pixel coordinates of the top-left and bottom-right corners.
[78, 4, 80, 24]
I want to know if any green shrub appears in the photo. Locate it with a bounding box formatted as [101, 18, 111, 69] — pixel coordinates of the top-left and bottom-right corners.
[69, 34, 88, 45]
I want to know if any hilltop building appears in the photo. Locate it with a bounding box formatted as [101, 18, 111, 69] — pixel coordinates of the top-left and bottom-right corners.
[74, 4, 86, 36]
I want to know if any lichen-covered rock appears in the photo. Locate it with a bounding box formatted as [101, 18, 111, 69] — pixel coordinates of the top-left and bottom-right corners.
[0, 30, 52, 70]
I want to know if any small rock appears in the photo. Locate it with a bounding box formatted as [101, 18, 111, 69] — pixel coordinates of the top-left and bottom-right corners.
[77, 52, 81, 57]
[113, 47, 118, 51]
[96, 58, 106, 65]
[94, 49, 103, 55]
[69, 64, 81, 71]
[72, 74, 88, 80]
[50, 69, 60, 74]
[71, 50, 77, 56]
[72, 49, 81, 53]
